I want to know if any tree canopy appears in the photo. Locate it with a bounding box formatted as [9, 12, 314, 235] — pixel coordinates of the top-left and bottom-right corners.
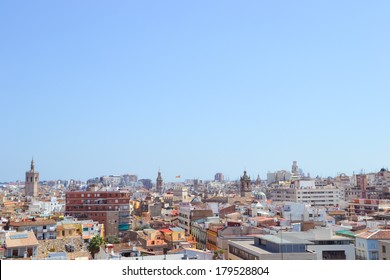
[88, 235, 105, 259]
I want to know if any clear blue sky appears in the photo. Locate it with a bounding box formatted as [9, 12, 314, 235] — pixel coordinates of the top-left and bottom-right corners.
[1, 1, 390, 182]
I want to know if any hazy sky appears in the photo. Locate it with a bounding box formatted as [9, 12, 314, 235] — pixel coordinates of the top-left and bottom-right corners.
[1, 1, 390, 182]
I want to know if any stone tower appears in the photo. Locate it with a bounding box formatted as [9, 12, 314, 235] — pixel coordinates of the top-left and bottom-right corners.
[25, 159, 39, 197]
[240, 170, 251, 198]
[156, 171, 163, 194]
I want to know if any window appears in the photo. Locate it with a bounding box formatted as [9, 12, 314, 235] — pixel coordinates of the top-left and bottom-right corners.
[383, 245, 386, 253]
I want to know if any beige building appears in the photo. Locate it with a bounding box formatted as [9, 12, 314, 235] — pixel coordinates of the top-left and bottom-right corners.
[5, 231, 39, 258]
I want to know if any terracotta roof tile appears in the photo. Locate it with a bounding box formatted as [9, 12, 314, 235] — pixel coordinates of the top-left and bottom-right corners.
[10, 219, 56, 227]
[357, 229, 390, 240]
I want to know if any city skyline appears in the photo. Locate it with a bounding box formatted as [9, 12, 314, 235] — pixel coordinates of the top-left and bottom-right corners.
[1, 158, 388, 183]
[2, 1, 390, 181]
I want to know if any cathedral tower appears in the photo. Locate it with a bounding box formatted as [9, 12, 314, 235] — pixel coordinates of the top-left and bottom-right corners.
[156, 171, 163, 194]
[240, 170, 252, 198]
[25, 159, 39, 197]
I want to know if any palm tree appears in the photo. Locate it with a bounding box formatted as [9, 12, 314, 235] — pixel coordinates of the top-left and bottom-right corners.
[88, 235, 105, 259]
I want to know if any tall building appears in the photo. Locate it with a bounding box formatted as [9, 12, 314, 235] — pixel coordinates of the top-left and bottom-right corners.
[25, 159, 39, 197]
[139, 179, 153, 189]
[156, 171, 163, 194]
[214, 173, 224, 182]
[267, 170, 292, 184]
[292, 161, 299, 176]
[356, 174, 368, 199]
[65, 187, 131, 238]
[240, 171, 251, 198]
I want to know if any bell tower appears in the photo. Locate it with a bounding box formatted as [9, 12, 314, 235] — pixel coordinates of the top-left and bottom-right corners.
[156, 171, 163, 194]
[25, 159, 39, 197]
[240, 170, 251, 198]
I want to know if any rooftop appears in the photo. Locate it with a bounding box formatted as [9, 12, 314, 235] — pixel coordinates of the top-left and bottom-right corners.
[336, 230, 356, 238]
[5, 232, 39, 248]
[357, 229, 390, 240]
[228, 240, 273, 255]
[10, 219, 56, 227]
[259, 235, 314, 245]
[170, 227, 184, 232]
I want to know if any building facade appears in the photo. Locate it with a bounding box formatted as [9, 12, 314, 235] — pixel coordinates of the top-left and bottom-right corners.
[378, 240, 390, 260]
[9, 219, 57, 240]
[5, 232, 39, 258]
[65, 188, 130, 238]
[270, 185, 340, 207]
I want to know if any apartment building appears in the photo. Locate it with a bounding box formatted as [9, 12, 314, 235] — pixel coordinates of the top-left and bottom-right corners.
[9, 219, 57, 240]
[270, 185, 340, 207]
[178, 202, 213, 234]
[65, 188, 130, 238]
[348, 199, 390, 216]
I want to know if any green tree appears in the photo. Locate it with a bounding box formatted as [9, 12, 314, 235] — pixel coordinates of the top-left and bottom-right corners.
[88, 235, 105, 259]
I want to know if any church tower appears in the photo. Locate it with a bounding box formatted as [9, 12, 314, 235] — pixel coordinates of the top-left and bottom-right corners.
[156, 171, 163, 194]
[255, 174, 261, 187]
[25, 159, 39, 197]
[240, 170, 252, 198]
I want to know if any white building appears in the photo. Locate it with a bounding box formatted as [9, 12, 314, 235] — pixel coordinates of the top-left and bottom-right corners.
[270, 185, 340, 207]
[230, 228, 355, 260]
[300, 228, 355, 260]
[295, 185, 340, 207]
[282, 202, 328, 223]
